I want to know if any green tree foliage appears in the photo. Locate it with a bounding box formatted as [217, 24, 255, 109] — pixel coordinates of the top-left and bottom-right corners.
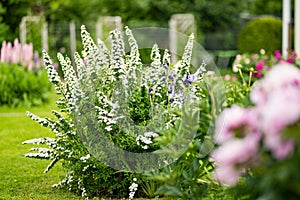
[249, 0, 282, 17]
[0, 0, 36, 43]
[3, 0, 247, 34]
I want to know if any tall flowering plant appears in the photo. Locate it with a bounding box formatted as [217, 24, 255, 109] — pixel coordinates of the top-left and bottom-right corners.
[0, 39, 51, 107]
[211, 63, 300, 199]
[0, 38, 41, 70]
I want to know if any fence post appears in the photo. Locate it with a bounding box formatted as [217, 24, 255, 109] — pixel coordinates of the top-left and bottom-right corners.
[69, 20, 76, 64]
[42, 22, 48, 50]
[295, 0, 300, 54]
[282, 0, 291, 58]
[96, 16, 122, 41]
[169, 14, 196, 63]
[19, 16, 48, 51]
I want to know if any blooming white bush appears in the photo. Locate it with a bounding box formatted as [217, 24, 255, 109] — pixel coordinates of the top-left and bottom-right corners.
[23, 25, 207, 198]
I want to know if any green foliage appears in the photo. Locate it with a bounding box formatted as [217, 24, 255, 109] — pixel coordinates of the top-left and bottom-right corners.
[128, 86, 151, 125]
[147, 73, 226, 200]
[238, 16, 282, 54]
[0, 63, 51, 107]
[0, 0, 36, 43]
[249, 0, 282, 17]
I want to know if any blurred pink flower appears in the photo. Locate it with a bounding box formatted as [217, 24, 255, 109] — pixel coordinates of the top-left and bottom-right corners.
[212, 136, 260, 165]
[274, 50, 282, 59]
[286, 57, 294, 63]
[253, 70, 262, 78]
[251, 64, 300, 107]
[250, 83, 267, 106]
[255, 60, 264, 70]
[212, 135, 260, 185]
[213, 165, 241, 186]
[231, 76, 238, 82]
[224, 74, 231, 81]
[0, 41, 7, 62]
[214, 105, 259, 144]
[261, 86, 300, 159]
[236, 54, 242, 62]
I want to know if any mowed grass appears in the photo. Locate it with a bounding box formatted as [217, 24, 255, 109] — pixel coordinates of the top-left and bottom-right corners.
[0, 94, 82, 200]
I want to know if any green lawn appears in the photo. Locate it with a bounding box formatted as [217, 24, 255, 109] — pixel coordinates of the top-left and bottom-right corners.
[0, 94, 82, 200]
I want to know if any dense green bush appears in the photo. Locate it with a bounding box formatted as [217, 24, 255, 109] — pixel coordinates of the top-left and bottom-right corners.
[0, 63, 51, 107]
[237, 16, 282, 54]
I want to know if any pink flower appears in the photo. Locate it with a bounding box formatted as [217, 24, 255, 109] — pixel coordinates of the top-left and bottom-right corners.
[211, 135, 260, 185]
[212, 136, 259, 165]
[1, 41, 7, 62]
[231, 76, 238, 82]
[253, 70, 262, 78]
[213, 165, 241, 186]
[250, 83, 267, 106]
[214, 105, 259, 144]
[235, 54, 242, 62]
[274, 50, 282, 59]
[224, 74, 231, 81]
[261, 86, 300, 159]
[255, 60, 264, 71]
[286, 57, 294, 63]
[251, 64, 300, 106]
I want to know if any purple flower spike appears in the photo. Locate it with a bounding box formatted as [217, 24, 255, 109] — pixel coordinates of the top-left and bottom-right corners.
[163, 63, 168, 70]
[184, 74, 195, 85]
[169, 71, 174, 80]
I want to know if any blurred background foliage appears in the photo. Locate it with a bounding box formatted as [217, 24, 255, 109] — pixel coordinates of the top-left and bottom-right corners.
[0, 0, 283, 50]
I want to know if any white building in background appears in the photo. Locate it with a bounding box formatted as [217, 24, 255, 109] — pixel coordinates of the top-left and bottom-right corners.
[295, 0, 300, 55]
[282, 0, 300, 57]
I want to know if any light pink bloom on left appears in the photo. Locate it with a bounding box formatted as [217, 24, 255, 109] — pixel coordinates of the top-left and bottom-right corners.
[211, 135, 260, 186]
[214, 105, 259, 144]
[213, 165, 241, 186]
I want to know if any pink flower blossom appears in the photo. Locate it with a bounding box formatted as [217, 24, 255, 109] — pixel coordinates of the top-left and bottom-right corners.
[286, 57, 294, 63]
[213, 165, 241, 186]
[224, 74, 231, 81]
[253, 70, 262, 78]
[231, 76, 238, 82]
[261, 86, 300, 159]
[212, 136, 260, 165]
[251, 64, 300, 106]
[211, 135, 260, 185]
[0, 41, 7, 62]
[274, 50, 282, 59]
[255, 60, 264, 70]
[235, 54, 242, 62]
[214, 105, 259, 144]
[250, 82, 267, 106]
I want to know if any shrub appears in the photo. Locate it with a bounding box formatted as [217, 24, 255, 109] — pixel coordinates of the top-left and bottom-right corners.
[0, 62, 51, 107]
[237, 16, 282, 54]
[23, 25, 214, 199]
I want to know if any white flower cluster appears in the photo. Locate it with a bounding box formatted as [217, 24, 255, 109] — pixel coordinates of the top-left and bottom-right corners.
[136, 132, 159, 149]
[128, 178, 138, 199]
[80, 154, 91, 163]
